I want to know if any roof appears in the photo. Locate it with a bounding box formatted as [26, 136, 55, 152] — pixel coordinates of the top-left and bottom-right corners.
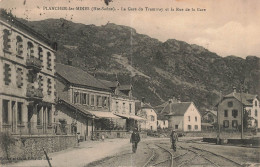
[142, 103, 153, 109]
[58, 99, 120, 119]
[99, 79, 119, 88]
[56, 63, 110, 91]
[118, 85, 132, 91]
[162, 102, 192, 116]
[115, 113, 146, 120]
[203, 110, 217, 117]
[223, 92, 258, 106]
[0, 9, 54, 49]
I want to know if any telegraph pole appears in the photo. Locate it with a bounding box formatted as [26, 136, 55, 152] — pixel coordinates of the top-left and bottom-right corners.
[240, 85, 244, 139]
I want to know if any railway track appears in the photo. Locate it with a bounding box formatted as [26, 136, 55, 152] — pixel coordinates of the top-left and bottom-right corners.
[143, 143, 174, 167]
[178, 145, 243, 167]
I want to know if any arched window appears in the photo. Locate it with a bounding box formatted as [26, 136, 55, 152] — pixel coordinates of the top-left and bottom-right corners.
[27, 42, 34, 58]
[16, 36, 23, 56]
[3, 29, 11, 51]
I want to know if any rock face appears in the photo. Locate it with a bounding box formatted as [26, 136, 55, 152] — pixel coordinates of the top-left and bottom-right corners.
[20, 18, 260, 110]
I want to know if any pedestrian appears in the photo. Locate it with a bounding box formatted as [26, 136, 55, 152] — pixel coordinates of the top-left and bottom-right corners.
[130, 127, 140, 153]
[77, 132, 80, 144]
[170, 130, 178, 152]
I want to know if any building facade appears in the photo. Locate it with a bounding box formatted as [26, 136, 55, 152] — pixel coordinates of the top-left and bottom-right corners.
[137, 103, 157, 131]
[217, 88, 260, 130]
[100, 80, 142, 131]
[55, 63, 120, 140]
[0, 10, 56, 135]
[161, 101, 201, 132]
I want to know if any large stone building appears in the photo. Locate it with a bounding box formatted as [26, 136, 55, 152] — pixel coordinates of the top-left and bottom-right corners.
[217, 88, 260, 130]
[55, 63, 121, 140]
[0, 10, 57, 135]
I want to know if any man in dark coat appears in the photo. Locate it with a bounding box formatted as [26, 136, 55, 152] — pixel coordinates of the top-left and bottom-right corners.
[130, 127, 140, 153]
[170, 130, 178, 152]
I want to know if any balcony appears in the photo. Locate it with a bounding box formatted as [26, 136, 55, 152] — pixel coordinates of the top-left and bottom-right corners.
[26, 57, 42, 71]
[26, 84, 43, 100]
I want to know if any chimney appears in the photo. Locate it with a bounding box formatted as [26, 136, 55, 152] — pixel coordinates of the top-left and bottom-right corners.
[233, 86, 237, 93]
[142, 97, 145, 103]
[68, 59, 72, 66]
[177, 96, 181, 103]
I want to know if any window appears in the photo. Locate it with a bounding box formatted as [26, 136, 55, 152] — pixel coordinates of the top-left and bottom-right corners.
[255, 110, 258, 117]
[47, 52, 51, 70]
[223, 120, 229, 128]
[195, 116, 197, 122]
[116, 101, 119, 113]
[228, 101, 233, 107]
[102, 97, 107, 107]
[224, 110, 228, 117]
[96, 95, 102, 107]
[122, 103, 126, 113]
[16, 36, 23, 56]
[47, 107, 51, 125]
[17, 102, 23, 124]
[175, 125, 178, 129]
[2, 100, 9, 124]
[38, 75, 43, 90]
[248, 109, 251, 116]
[3, 29, 11, 51]
[38, 47, 43, 64]
[47, 78, 52, 95]
[37, 105, 41, 125]
[91, 95, 94, 106]
[82, 93, 87, 104]
[163, 121, 166, 125]
[188, 116, 190, 121]
[232, 120, 238, 128]
[27, 42, 34, 58]
[232, 110, 238, 118]
[151, 116, 155, 121]
[86, 94, 90, 105]
[4, 64, 11, 85]
[188, 125, 192, 130]
[255, 101, 258, 107]
[74, 92, 79, 104]
[195, 125, 198, 130]
[16, 68, 23, 88]
[129, 104, 132, 113]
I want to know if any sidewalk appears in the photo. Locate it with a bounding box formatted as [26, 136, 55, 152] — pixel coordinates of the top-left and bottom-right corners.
[6, 138, 130, 167]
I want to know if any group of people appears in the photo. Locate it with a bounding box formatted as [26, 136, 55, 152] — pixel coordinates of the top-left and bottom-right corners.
[130, 128, 178, 153]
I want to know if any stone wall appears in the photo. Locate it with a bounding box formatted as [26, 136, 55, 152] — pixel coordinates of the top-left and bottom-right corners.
[0, 135, 76, 162]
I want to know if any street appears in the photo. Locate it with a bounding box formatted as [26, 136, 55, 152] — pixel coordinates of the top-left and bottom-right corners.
[5, 137, 260, 167]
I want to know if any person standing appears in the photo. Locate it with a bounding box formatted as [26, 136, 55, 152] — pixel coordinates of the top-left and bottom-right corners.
[170, 130, 178, 152]
[130, 127, 140, 153]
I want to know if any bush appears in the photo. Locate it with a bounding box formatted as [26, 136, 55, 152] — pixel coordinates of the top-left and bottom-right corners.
[0, 132, 15, 160]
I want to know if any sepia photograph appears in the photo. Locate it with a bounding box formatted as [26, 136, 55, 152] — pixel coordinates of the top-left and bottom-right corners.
[0, 0, 259, 166]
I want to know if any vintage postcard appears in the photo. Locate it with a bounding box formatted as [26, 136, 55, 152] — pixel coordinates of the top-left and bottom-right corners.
[0, 0, 259, 166]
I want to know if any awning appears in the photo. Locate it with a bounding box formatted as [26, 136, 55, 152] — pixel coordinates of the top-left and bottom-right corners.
[88, 111, 121, 119]
[129, 115, 146, 121]
[115, 113, 146, 121]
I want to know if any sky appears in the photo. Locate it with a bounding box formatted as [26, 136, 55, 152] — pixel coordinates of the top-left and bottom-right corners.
[1, 0, 260, 58]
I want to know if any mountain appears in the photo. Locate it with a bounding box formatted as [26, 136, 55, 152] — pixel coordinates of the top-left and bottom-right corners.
[19, 18, 260, 111]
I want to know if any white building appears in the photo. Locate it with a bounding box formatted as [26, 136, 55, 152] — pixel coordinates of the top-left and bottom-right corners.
[137, 103, 157, 131]
[161, 101, 201, 132]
